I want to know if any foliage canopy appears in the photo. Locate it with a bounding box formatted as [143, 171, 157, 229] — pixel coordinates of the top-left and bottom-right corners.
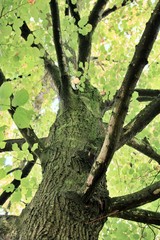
[0, 0, 160, 239]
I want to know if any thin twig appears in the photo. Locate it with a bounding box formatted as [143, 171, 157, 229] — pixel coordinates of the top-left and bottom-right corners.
[67, 0, 80, 26]
[102, 0, 134, 18]
[0, 3, 27, 19]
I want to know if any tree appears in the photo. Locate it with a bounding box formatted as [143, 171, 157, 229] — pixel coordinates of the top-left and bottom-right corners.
[0, 0, 160, 239]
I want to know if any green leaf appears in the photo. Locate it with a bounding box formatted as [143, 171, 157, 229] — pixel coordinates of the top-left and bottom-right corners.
[0, 82, 13, 98]
[78, 28, 88, 36]
[11, 190, 22, 203]
[31, 143, 38, 151]
[0, 98, 10, 111]
[12, 89, 29, 107]
[71, 0, 77, 4]
[0, 157, 5, 167]
[28, 153, 34, 161]
[17, 151, 25, 160]
[85, 23, 92, 33]
[13, 170, 22, 180]
[21, 178, 30, 188]
[3, 25, 12, 36]
[0, 168, 6, 179]
[12, 143, 20, 151]
[27, 34, 34, 46]
[78, 62, 84, 69]
[0, 142, 6, 149]
[25, 188, 32, 198]
[13, 107, 33, 129]
[0, 125, 6, 141]
[133, 234, 140, 239]
[22, 142, 29, 151]
[4, 183, 15, 193]
[78, 16, 88, 28]
[5, 165, 12, 173]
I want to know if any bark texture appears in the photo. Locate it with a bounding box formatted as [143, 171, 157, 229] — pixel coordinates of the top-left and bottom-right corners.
[9, 86, 109, 240]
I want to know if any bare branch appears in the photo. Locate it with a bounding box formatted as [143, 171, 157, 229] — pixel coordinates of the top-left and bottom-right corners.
[101, 96, 160, 164]
[135, 88, 160, 102]
[109, 181, 160, 213]
[127, 138, 160, 165]
[82, 1, 160, 202]
[67, 0, 80, 26]
[111, 208, 160, 226]
[78, 0, 108, 67]
[120, 94, 160, 147]
[50, 0, 70, 97]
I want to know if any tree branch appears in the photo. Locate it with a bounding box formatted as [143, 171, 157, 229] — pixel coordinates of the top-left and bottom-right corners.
[0, 70, 43, 158]
[9, 108, 43, 158]
[109, 181, 160, 213]
[1, 138, 25, 152]
[102, 0, 133, 19]
[110, 208, 160, 226]
[78, 0, 108, 67]
[65, 0, 69, 16]
[50, 0, 70, 98]
[88, 0, 108, 31]
[82, 1, 160, 202]
[43, 58, 61, 93]
[20, 21, 61, 92]
[135, 88, 160, 102]
[0, 157, 37, 205]
[67, 0, 80, 26]
[101, 96, 160, 165]
[127, 138, 160, 165]
[0, 137, 46, 153]
[120, 94, 160, 147]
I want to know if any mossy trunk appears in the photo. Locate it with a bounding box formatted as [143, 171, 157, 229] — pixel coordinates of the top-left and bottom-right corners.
[10, 86, 110, 240]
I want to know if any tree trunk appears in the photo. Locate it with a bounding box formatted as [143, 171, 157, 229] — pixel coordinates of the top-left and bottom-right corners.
[8, 86, 109, 239]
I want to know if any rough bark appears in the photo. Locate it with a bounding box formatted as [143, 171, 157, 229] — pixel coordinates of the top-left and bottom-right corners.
[8, 85, 109, 240]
